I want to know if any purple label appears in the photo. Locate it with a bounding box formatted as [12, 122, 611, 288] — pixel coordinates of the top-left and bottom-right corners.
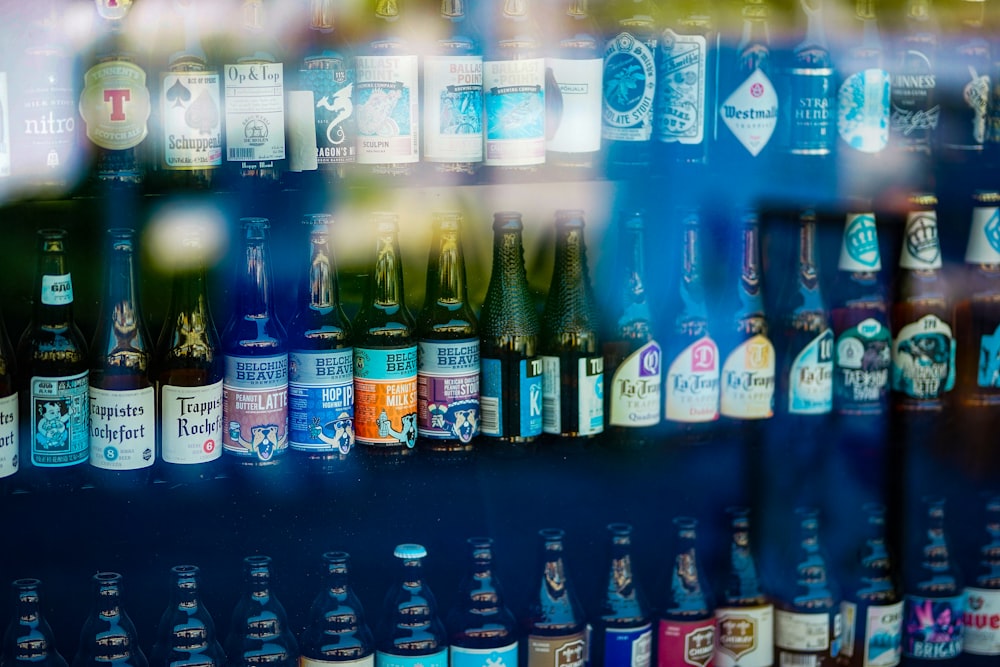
[417, 339, 479, 441]
[903, 594, 964, 660]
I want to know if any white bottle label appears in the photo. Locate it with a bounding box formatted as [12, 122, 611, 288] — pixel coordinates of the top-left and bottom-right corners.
[965, 205, 1000, 264]
[89, 386, 156, 470]
[483, 57, 546, 166]
[665, 336, 720, 422]
[450, 642, 519, 667]
[719, 67, 778, 156]
[609, 341, 662, 427]
[899, 211, 941, 269]
[161, 70, 223, 169]
[964, 587, 1000, 656]
[422, 55, 483, 163]
[41, 274, 73, 305]
[224, 62, 286, 162]
[838, 69, 891, 153]
[602, 32, 656, 141]
[655, 31, 708, 144]
[0, 393, 17, 478]
[546, 57, 603, 153]
[715, 604, 775, 667]
[720, 334, 775, 419]
[789, 329, 834, 415]
[839, 213, 882, 271]
[355, 54, 420, 164]
[776, 610, 830, 652]
[302, 657, 374, 667]
[161, 381, 224, 465]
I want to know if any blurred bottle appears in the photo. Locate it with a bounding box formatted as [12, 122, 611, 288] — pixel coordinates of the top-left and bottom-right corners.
[288, 214, 355, 466]
[151, 565, 226, 667]
[841, 504, 903, 667]
[222, 218, 289, 468]
[540, 210, 603, 440]
[446, 538, 519, 667]
[523, 529, 587, 667]
[72, 572, 148, 667]
[17, 229, 89, 492]
[0, 310, 17, 495]
[300, 552, 375, 667]
[937, 0, 990, 169]
[478, 212, 542, 446]
[592, 524, 652, 667]
[88, 228, 155, 489]
[901, 497, 964, 663]
[416, 213, 479, 452]
[962, 495, 1000, 665]
[353, 213, 417, 453]
[225, 556, 298, 667]
[1, 578, 67, 667]
[890, 194, 954, 413]
[376, 545, 447, 667]
[657, 517, 716, 667]
[889, 0, 939, 184]
[714, 508, 774, 667]
[781, 0, 835, 170]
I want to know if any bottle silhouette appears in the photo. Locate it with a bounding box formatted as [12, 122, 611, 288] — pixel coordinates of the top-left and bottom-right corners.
[540, 210, 603, 440]
[416, 213, 479, 452]
[889, 0, 939, 184]
[89, 228, 156, 489]
[299, 552, 375, 667]
[592, 523, 652, 667]
[781, 0, 835, 166]
[603, 211, 661, 446]
[523, 529, 587, 667]
[155, 224, 224, 485]
[353, 213, 418, 453]
[225, 557, 298, 667]
[72, 573, 148, 667]
[478, 212, 543, 446]
[901, 497, 964, 663]
[288, 214, 355, 466]
[937, 0, 990, 169]
[2, 578, 68, 667]
[221, 218, 289, 468]
[376, 545, 447, 667]
[446, 538, 518, 667]
[657, 517, 716, 667]
[962, 495, 1000, 665]
[714, 508, 774, 667]
[151, 565, 226, 667]
[841, 504, 903, 667]
[17, 229, 89, 492]
[0, 308, 17, 494]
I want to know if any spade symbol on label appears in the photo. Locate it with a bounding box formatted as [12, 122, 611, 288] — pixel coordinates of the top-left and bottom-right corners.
[185, 89, 220, 134]
[166, 79, 192, 108]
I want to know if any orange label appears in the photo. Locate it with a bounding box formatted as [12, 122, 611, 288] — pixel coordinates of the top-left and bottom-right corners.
[354, 347, 417, 447]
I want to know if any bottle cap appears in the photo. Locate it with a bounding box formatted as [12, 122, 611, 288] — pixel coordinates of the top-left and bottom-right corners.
[900, 209, 941, 269]
[838, 212, 881, 271]
[965, 193, 1000, 264]
[555, 210, 586, 229]
[393, 543, 427, 559]
[493, 211, 523, 231]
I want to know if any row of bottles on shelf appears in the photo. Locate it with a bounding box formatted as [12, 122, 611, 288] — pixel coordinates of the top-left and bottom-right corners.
[3, 500, 999, 667]
[5, 0, 1000, 198]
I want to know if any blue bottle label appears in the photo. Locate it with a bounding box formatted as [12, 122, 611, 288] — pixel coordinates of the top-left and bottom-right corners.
[417, 339, 480, 441]
[29, 371, 89, 467]
[837, 68, 891, 153]
[483, 57, 546, 166]
[222, 354, 289, 461]
[354, 345, 418, 448]
[355, 55, 420, 165]
[841, 600, 903, 667]
[289, 348, 355, 453]
[450, 642, 518, 667]
[300, 53, 356, 165]
[603, 32, 656, 142]
[377, 649, 447, 667]
[789, 329, 834, 414]
[903, 594, 964, 660]
[977, 323, 1000, 388]
[603, 624, 652, 667]
[787, 66, 835, 155]
[479, 356, 542, 438]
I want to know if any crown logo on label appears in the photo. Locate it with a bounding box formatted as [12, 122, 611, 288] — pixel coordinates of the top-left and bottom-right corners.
[905, 214, 939, 265]
[846, 214, 879, 267]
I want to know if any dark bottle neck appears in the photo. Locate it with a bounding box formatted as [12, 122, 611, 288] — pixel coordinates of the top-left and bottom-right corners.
[615, 214, 652, 335]
[922, 499, 952, 571]
[369, 226, 406, 311]
[440, 0, 466, 19]
[859, 504, 893, 575]
[32, 231, 76, 328]
[793, 216, 825, 313]
[238, 222, 276, 320]
[464, 539, 502, 613]
[725, 509, 764, 603]
[736, 220, 765, 316]
[12, 579, 42, 626]
[397, 556, 426, 590]
[322, 551, 352, 599]
[307, 230, 340, 312]
[606, 525, 637, 599]
[311, 0, 337, 31]
[170, 565, 202, 608]
[678, 212, 708, 327]
[538, 530, 570, 601]
[244, 556, 274, 602]
[426, 219, 469, 308]
[93, 230, 149, 374]
[669, 518, 708, 612]
[566, 0, 590, 17]
[740, 0, 771, 48]
[546, 216, 598, 336]
[92, 573, 125, 618]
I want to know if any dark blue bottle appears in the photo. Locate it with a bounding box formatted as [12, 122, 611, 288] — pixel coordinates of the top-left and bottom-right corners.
[523, 529, 587, 667]
[299, 552, 374, 667]
[72, 573, 148, 667]
[151, 566, 226, 667]
[592, 524, 652, 667]
[656, 517, 715, 667]
[962, 495, 1000, 666]
[376, 545, 447, 667]
[2, 579, 68, 667]
[225, 556, 298, 667]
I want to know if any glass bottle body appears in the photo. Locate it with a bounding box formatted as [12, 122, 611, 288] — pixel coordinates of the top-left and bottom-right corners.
[523, 529, 588, 667]
[151, 566, 226, 667]
[657, 517, 716, 667]
[376, 545, 447, 667]
[2, 578, 68, 667]
[225, 556, 299, 667]
[592, 524, 652, 667]
[300, 552, 374, 666]
[72, 573, 148, 667]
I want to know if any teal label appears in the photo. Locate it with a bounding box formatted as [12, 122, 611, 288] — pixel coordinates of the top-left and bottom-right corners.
[378, 649, 447, 667]
[838, 69, 891, 153]
[835, 318, 890, 414]
[417, 339, 480, 441]
[977, 323, 1000, 387]
[789, 329, 834, 414]
[30, 371, 89, 467]
[301, 53, 356, 164]
[480, 356, 542, 438]
[289, 348, 354, 453]
[787, 66, 835, 155]
[483, 57, 546, 165]
[450, 642, 518, 667]
[354, 346, 418, 447]
[891, 315, 955, 400]
[603, 32, 656, 142]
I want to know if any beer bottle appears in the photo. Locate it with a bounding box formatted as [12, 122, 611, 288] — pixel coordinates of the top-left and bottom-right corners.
[540, 210, 603, 440]
[221, 218, 289, 468]
[841, 504, 903, 667]
[150, 566, 226, 667]
[479, 212, 542, 445]
[901, 497, 964, 663]
[416, 213, 479, 451]
[962, 495, 1000, 665]
[376, 545, 447, 667]
[2, 579, 68, 667]
[714, 508, 774, 667]
[17, 229, 89, 492]
[0, 309, 17, 495]
[299, 552, 375, 667]
[155, 224, 224, 485]
[591, 523, 652, 667]
[88, 228, 156, 489]
[890, 0, 939, 183]
[72, 573, 148, 667]
[601, 0, 658, 179]
[353, 213, 417, 453]
[891, 194, 954, 413]
[937, 0, 990, 168]
[603, 211, 661, 446]
[523, 529, 588, 667]
[422, 0, 484, 183]
[225, 556, 298, 667]
[446, 538, 519, 667]
[288, 214, 355, 465]
[657, 517, 716, 667]
[774, 508, 843, 667]
[781, 0, 835, 166]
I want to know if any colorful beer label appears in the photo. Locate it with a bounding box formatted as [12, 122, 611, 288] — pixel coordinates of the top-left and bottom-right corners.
[222, 354, 288, 461]
[720, 334, 775, 419]
[840, 601, 903, 667]
[903, 594, 964, 660]
[838, 69, 891, 153]
[546, 57, 603, 154]
[160, 381, 223, 465]
[719, 68, 778, 156]
[79, 59, 151, 150]
[0, 393, 17, 478]
[289, 349, 355, 453]
[603, 624, 652, 667]
[376, 649, 447, 667]
[541, 355, 604, 436]
[775, 610, 831, 652]
[29, 371, 89, 467]
[450, 642, 518, 667]
[354, 346, 417, 448]
[302, 657, 373, 667]
[603, 32, 656, 142]
[41, 273, 73, 306]
[89, 386, 155, 470]
[422, 55, 483, 163]
[223, 62, 286, 163]
[655, 30, 708, 145]
[964, 587, 1000, 656]
[900, 210, 941, 270]
[715, 604, 775, 667]
[658, 618, 716, 667]
[417, 339, 480, 442]
[479, 356, 543, 439]
[666, 336, 720, 423]
[977, 323, 1000, 388]
[483, 57, 545, 166]
[839, 213, 881, 271]
[891, 315, 955, 400]
[161, 70, 222, 169]
[526, 631, 586, 667]
[786, 65, 835, 155]
[300, 53, 356, 165]
[835, 318, 891, 414]
[788, 329, 834, 414]
[609, 341, 661, 427]
[355, 55, 419, 165]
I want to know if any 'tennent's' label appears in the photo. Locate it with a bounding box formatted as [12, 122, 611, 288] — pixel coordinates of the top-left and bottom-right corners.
[789, 329, 834, 414]
[422, 55, 483, 163]
[161, 71, 222, 169]
[289, 348, 355, 453]
[609, 341, 661, 426]
[715, 604, 775, 667]
[79, 60, 151, 150]
[223, 62, 286, 163]
[603, 32, 656, 142]
[603, 624, 652, 667]
[483, 57, 545, 166]
[655, 30, 708, 145]
[302, 656, 373, 667]
[376, 648, 447, 667]
[223, 354, 288, 461]
[720, 334, 775, 419]
[658, 618, 716, 667]
[41, 274, 73, 306]
[417, 339, 480, 442]
[527, 631, 586, 667]
[541, 355, 604, 436]
[891, 315, 955, 400]
[963, 587, 1000, 656]
[546, 57, 603, 154]
[0, 393, 17, 478]
[841, 600, 903, 667]
[89, 386, 155, 470]
[480, 356, 543, 438]
[903, 594, 964, 660]
[665, 336, 720, 423]
[160, 381, 223, 465]
[450, 641, 519, 667]
[354, 346, 417, 448]
[834, 318, 890, 414]
[30, 371, 89, 467]
[300, 53, 356, 165]
[838, 68, 891, 153]
[355, 55, 419, 165]
[719, 68, 778, 156]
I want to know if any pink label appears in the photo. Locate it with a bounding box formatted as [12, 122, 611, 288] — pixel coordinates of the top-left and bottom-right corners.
[658, 618, 716, 667]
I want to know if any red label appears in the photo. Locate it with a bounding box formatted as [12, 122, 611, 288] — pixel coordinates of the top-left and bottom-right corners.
[658, 618, 716, 667]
